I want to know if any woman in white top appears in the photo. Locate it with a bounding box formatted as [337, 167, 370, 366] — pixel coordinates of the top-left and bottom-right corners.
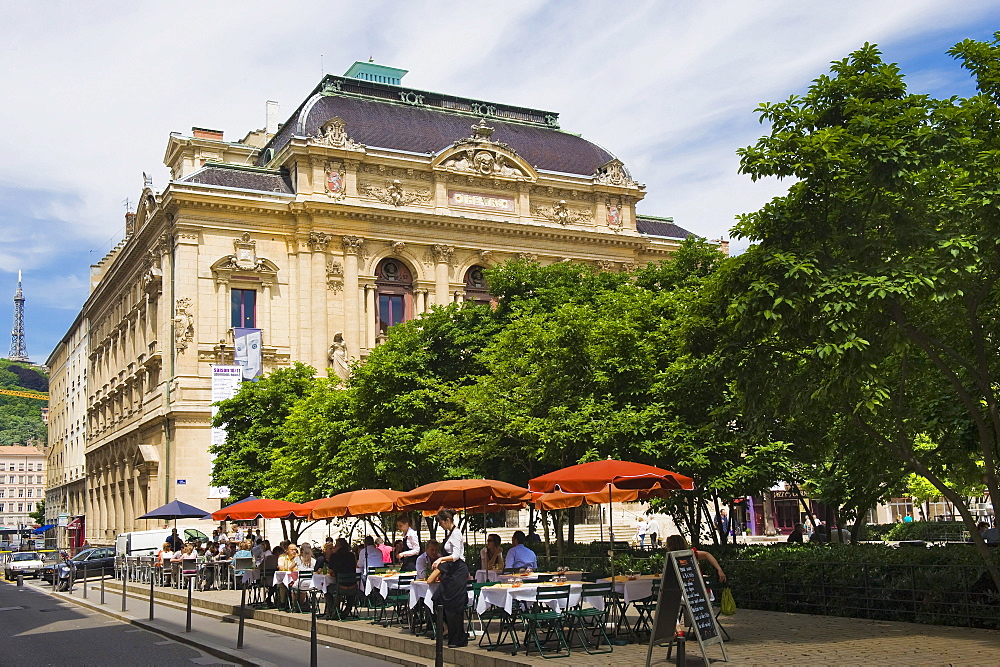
[635, 518, 649, 548]
[430, 508, 467, 648]
[292, 543, 315, 605]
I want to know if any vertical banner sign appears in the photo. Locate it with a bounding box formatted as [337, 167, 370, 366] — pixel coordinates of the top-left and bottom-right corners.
[209, 365, 243, 499]
[233, 328, 263, 381]
[645, 549, 728, 666]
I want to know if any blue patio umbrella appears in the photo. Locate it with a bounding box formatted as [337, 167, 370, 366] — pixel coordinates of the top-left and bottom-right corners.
[138, 499, 213, 529]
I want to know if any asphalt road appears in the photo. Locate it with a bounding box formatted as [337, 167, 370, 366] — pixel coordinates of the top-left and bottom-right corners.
[0, 581, 233, 667]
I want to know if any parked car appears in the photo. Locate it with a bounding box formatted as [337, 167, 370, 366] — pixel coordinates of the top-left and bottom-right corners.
[4, 551, 45, 579]
[39, 547, 116, 583]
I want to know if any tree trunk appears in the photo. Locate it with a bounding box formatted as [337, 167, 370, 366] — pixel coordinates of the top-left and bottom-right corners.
[762, 491, 776, 536]
[791, 483, 818, 530]
[541, 510, 552, 568]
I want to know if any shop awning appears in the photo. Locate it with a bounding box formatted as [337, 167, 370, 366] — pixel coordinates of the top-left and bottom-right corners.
[32, 524, 56, 534]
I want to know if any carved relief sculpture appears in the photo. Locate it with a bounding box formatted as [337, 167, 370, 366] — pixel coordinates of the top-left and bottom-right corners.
[478, 249, 494, 264]
[438, 120, 529, 180]
[358, 179, 432, 206]
[390, 241, 406, 255]
[173, 298, 194, 352]
[595, 260, 616, 271]
[341, 235, 366, 256]
[326, 259, 344, 293]
[325, 162, 347, 200]
[514, 252, 538, 263]
[313, 117, 363, 150]
[532, 200, 592, 226]
[430, 244, 455, 264]
[593, 159, 640, 188]
[210, 232, 280, 286]
[308, 231, 331, 251]
[606, 201, 623, 230]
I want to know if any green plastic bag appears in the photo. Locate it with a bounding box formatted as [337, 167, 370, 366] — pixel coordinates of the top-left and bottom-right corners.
[720, 586, 736, 616]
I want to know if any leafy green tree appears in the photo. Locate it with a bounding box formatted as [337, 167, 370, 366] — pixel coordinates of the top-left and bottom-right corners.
[28, 500, 45, 525]
[210, 362, 317, 501]
[724, 40, 1000, 585]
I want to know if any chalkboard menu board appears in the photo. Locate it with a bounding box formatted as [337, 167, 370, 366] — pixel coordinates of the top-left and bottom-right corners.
[645, 550, 728, 666]
[675, 553, 718, 641]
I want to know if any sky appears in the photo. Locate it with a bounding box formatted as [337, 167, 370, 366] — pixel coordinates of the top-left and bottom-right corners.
[0, 1, 998, 363]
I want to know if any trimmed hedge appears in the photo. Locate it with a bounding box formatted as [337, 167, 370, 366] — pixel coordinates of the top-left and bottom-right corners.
[719, 544, 1000, 629]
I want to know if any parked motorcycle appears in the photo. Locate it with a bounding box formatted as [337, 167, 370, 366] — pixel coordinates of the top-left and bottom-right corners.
[54, 553, 76, 592]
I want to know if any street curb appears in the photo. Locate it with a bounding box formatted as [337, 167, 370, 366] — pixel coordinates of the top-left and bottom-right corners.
[13, 580, 275, 667]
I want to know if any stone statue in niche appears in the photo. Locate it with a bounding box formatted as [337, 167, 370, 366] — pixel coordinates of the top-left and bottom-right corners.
[328, 332, 350, 382]
[173, 297, 194, 352]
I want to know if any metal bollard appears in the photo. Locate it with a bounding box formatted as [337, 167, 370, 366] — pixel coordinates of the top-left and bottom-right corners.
[237, 583, 247, 649]
[310, 593, 318, 667]
[68, 566, 74, 594]
[434, 603, 444, 667]
[82, 566, 88, 598]
[16, 573, 24, 588]
[185, 577, 193, 633]
[121, 571, 127, 612]
[149, 572, 155, 620]
[676, 630, 686, 666]
[101, 574, 105, 605]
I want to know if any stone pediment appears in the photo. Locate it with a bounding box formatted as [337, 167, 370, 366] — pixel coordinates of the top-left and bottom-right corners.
[211, 232, 279, 285]
[432, 120, 536, 182]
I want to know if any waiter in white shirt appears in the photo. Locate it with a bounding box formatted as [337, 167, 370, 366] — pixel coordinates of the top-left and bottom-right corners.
[396, 516, 420, 571]
[431, 508, 468, 648]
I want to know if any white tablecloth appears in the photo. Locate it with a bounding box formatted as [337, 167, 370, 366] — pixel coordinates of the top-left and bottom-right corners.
[476, 583, 604, 615]
[409, 580, 476, 610]
[597, 575, 658, 604]
[364, 572, 416, 597]
[241, 568, 259, 585]
[475, 570, 585, 583]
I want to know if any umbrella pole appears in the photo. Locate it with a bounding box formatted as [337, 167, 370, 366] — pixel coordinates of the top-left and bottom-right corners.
[609, 484, 615, 582]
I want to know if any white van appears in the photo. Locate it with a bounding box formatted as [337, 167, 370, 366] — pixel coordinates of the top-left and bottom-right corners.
[115, 528, 210, 556]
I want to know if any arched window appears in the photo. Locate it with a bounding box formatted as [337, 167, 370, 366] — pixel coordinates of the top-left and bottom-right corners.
[375, 258, 414, 336]
[464, 265, 493, 305]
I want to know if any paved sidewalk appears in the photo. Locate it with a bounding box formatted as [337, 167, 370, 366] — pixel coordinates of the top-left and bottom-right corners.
[37, 576, 1000, 666]
[24, 578, 391, 667]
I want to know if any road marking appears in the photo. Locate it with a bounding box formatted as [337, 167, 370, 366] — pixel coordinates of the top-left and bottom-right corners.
[0, 606, 24, 611]
[154, 640, 175, 645]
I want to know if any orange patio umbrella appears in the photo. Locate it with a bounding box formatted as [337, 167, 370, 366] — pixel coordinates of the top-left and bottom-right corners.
[528, 459, 695, 495]
[398, 479, 532, 578]
[309, 489, 403, 519]
[212, 498, 309, 521]
[529, 459, 695, 580]
[395, 479, 532, 512]
[532, 487, 641, 511]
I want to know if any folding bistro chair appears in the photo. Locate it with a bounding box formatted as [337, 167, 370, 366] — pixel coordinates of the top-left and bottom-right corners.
[632, 578, 660, 637]
[181, 557, 199, 591]
[331, 572, 363, 620]
[232, 557, 255, 591]
[293, 570, 314, 613]
[521, 585, 571, 659]
[381, 574, 415, 629]
[565, 582, 614, 654]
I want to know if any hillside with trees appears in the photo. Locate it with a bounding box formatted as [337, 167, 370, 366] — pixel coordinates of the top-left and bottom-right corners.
[0, 359, 49, 446]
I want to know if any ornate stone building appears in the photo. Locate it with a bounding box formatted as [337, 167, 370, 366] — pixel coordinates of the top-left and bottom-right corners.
[55, 62, 706, 543]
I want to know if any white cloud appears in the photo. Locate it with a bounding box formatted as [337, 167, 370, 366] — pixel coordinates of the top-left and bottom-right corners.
[0, 1, 996, 355]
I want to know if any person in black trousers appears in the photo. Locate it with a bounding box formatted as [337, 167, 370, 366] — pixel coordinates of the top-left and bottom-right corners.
[430, 508, 468, 648]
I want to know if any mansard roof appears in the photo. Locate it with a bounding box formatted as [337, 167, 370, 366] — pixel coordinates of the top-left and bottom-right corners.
[257, 75, 616, 177]
[181, 164, 293, 194]
[635, 215, 694, 239]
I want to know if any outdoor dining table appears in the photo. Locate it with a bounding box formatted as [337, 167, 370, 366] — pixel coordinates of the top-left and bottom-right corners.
[474, 570, 585, 583]
[598, 574, 658, 604]
[476, 582, 605, 615]
[364, 571, 417, 598]
[597, 574, 659, 641]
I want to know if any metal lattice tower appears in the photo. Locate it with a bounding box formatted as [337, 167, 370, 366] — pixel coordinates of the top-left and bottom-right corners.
[8, 270, 28, 362]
